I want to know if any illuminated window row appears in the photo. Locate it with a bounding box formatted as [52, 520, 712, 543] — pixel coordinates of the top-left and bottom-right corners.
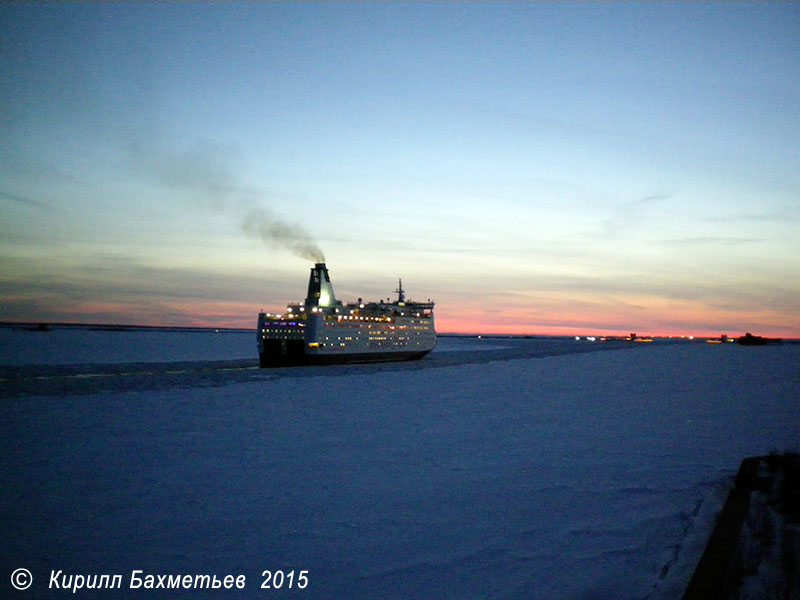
[323, 322, 410, 331]
[262, 329, 303, 336]
[332, 315, 394, 322]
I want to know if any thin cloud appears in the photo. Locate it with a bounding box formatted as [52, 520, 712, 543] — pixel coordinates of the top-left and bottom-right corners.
[0, 190, 52, 211]
[615, 192, 672, 212]
[708, 205, 800, 224]
[1, 258, 280, 304]
[599, 193, 672, 238]
[655, 236, 765, 246]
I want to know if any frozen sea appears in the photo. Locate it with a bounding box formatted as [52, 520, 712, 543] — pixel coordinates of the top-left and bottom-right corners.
[1, 328, 798, 599]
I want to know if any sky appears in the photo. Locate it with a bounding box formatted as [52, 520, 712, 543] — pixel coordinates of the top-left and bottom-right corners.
[1, 2, 799, 337]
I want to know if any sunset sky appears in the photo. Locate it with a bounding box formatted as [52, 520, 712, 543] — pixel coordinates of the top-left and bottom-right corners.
[2, 2, 798, 337]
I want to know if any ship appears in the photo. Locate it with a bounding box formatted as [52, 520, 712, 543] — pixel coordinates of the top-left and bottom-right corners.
[737, 332, 783, 346]
[257, 263, 436, 366]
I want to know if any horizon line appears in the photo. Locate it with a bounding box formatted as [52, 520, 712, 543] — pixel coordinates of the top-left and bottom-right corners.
[1, 320, 795, 341]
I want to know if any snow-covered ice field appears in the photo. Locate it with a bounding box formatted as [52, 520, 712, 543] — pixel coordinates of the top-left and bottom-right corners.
[0, 327, 506, 366]
[1, 331, 798, 599]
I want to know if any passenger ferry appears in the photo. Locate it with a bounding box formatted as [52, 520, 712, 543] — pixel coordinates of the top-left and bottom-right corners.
[257, 263, 435, 366]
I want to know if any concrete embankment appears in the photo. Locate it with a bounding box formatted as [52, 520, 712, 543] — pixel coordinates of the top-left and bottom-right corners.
[683, 454, 799, 599]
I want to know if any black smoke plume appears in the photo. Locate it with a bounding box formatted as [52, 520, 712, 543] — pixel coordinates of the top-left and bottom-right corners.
[140, 138, 325, 262]
[242, 207, 325, 263]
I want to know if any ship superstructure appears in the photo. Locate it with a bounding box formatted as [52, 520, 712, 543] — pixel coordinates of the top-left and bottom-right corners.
[257, 263, 436, 366]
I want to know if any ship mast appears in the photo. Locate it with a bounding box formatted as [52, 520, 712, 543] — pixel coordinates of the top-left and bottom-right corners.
[395, 278, 405, 303]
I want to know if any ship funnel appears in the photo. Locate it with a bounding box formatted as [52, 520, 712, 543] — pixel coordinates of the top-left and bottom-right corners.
[305, 263, 336, 309]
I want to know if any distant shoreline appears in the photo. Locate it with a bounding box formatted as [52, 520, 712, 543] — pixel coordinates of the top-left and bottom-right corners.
[0, 321, 254, 333]
[1, 322, 797, 342]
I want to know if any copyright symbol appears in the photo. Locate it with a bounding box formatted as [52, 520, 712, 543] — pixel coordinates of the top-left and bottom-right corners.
[11, 568, 32, 590]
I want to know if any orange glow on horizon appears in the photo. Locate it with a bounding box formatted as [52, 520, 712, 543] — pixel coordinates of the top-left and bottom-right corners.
[5, 297, 797, 339]
[434, 314, 798, 340]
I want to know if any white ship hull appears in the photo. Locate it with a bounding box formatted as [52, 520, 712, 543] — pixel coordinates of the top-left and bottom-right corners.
[258, 264, 435, 366]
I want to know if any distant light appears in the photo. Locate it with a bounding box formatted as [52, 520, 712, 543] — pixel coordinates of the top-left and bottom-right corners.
[575, 336, 581, 341]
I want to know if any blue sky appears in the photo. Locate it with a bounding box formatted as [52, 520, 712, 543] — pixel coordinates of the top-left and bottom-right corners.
[1, 2, 798, 335]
